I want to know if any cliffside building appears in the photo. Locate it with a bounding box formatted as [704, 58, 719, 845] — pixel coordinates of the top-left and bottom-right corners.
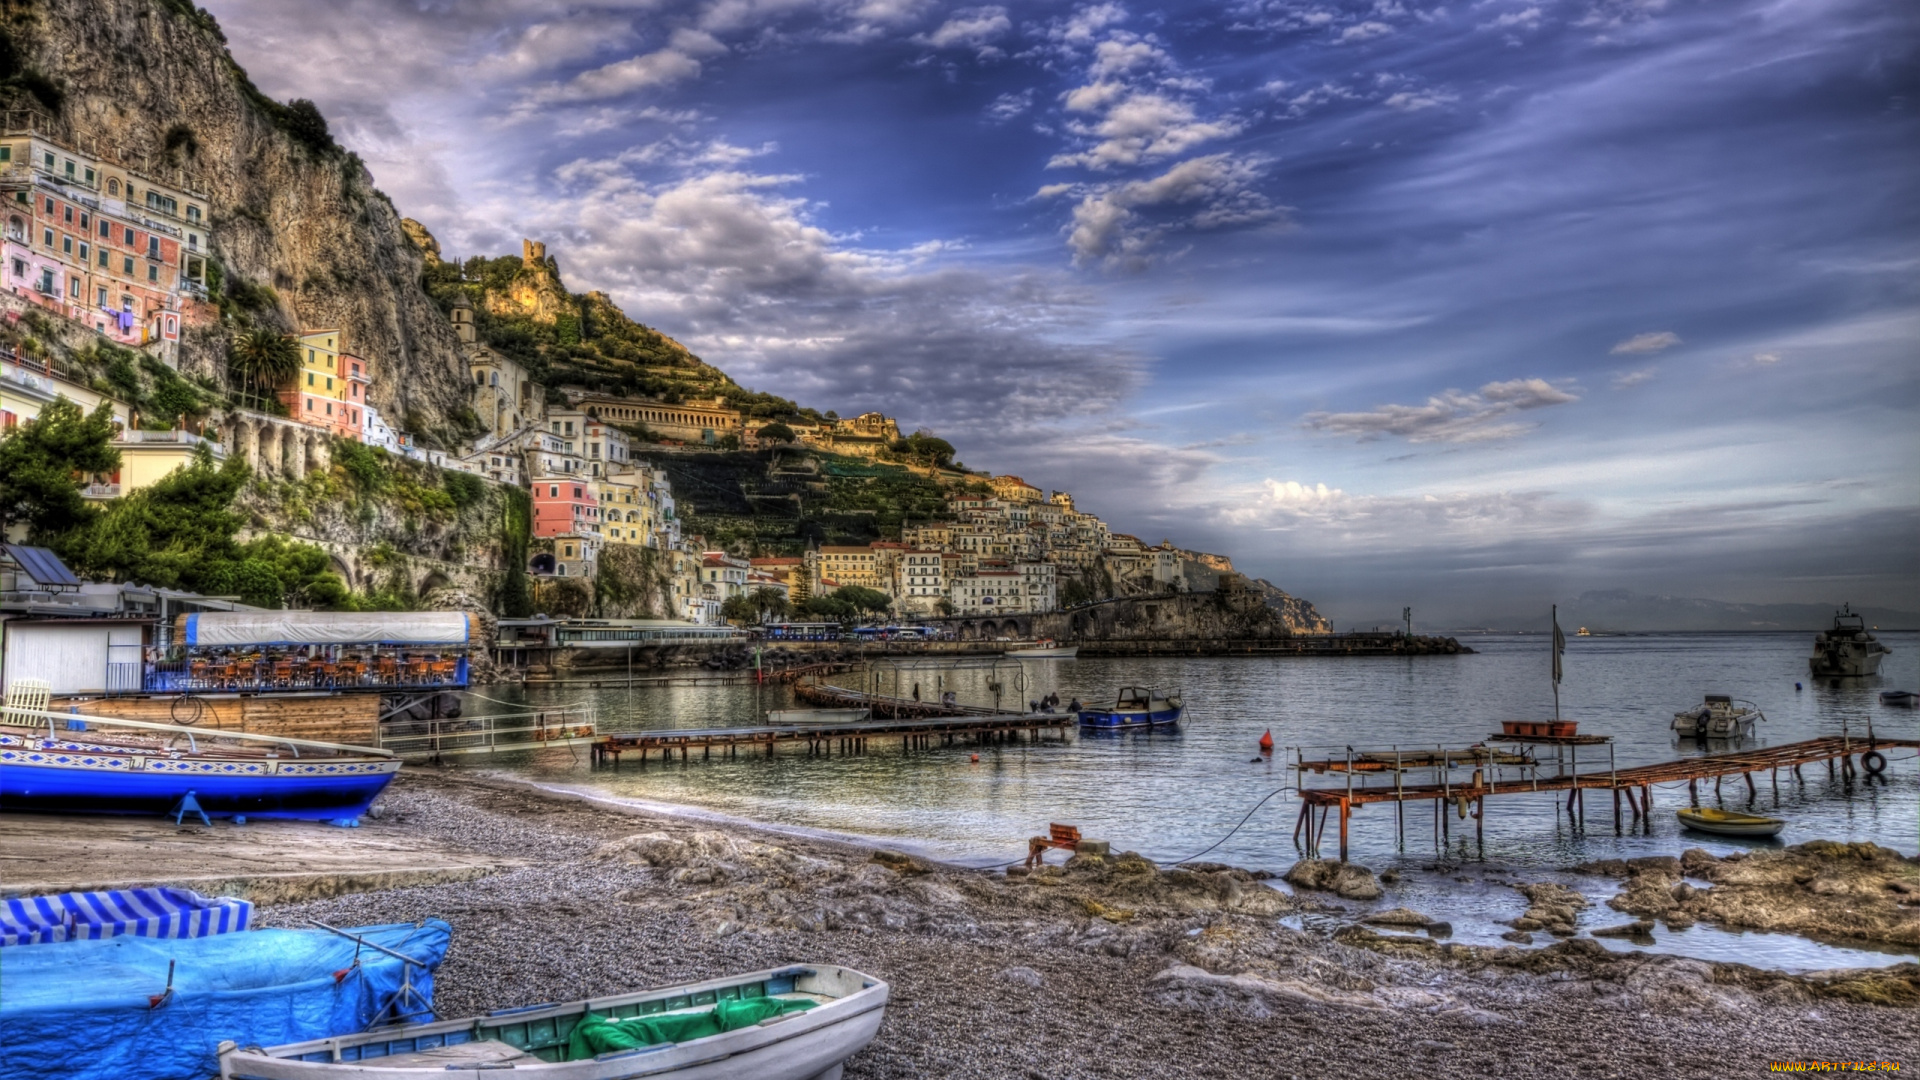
[576, 393, 745, 446]
[454, 294, 543, 439]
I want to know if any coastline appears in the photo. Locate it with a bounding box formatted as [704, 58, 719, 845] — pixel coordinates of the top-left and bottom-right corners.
[252, 769, 1920, 1077]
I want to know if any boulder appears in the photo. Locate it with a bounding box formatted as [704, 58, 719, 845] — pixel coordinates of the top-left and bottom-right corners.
[1285, 859, 1383, 901]
[1590, 919, 1656, 939]
[1361, 907, 1436, 928]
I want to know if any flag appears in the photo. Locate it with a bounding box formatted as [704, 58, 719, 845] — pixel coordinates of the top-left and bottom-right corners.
[1551, 604, 1566, 685]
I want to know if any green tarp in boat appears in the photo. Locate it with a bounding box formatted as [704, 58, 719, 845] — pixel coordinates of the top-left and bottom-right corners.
[568, 997, 818, 1060]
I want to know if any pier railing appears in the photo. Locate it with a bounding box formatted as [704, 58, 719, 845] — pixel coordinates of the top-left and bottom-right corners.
[378, 704, 598, 759]
[131, 657, 469, 695]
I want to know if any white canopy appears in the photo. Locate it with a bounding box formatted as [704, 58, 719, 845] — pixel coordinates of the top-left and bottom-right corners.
[179, 611, 473, 647]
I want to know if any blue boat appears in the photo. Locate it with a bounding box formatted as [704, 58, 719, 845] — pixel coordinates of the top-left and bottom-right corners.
[1076, 686, 1183, 729]
[0, 710, 399, 822]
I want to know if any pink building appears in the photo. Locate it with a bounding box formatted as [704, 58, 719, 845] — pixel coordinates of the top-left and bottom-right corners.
[533, 479, 601, 539]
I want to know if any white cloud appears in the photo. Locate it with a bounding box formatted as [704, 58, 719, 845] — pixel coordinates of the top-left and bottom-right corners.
[986, 88, 1035, 120]
[1611, 367, 1657, 389]
[1482, 6, 1543, 31]
[1264, 480, 1346, 505]
[520, 29, 725, 109]
[1302, 377, 1580, 442]
[1048, 92, 1243, 170]
[1051, 2, 1131, 47]
[1211, 481, 1593, 552]
[918, 6, 1011, 49]
[1751, 352, 1782, 365]
[1383, 88, 1457, 111]
[1610, 330, 1680, 354]
[1338, 20, 1395, 42]
[1088, 37, 1168, 79]
[1059, 154, 1279, 266]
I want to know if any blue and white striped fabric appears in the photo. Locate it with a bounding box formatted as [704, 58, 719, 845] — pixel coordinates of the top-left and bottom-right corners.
[0, 888, 251, 946]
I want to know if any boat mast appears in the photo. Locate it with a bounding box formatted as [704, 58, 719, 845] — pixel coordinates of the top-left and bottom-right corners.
[1551, 604, 1565, 722]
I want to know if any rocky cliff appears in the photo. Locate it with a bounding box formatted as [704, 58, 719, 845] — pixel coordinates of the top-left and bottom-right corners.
[2, 0, 471, 442]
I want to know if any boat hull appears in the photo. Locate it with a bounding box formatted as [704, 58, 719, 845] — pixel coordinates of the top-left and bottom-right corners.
[220, 965, 888, 1080]
[1810, 652, 1886, 677]
[1006, 646, 1078, 658]
[1077, 706, 1181, 729]
[1676, 809, 1784, 838]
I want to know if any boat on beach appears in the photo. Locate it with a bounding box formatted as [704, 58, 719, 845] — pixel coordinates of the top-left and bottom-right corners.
[1671, 695, 1763, 740]
[1676, 806, 1785, 838]
[1005, 640, 1078, 658]
[0, 680, 399, 822]
[1076, 686, 1182, 729]
[216, 963, 888, 1080]
[1810, 605, 1891, 677]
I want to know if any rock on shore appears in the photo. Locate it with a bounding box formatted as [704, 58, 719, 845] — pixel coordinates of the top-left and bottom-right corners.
[1583, 842, 1920, 946]
[1284, 858, 1383, 899]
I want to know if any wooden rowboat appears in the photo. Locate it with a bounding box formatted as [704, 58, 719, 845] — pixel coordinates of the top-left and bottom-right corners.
[1676, 807, 1785, 838]
[218, 964, 887, 1080]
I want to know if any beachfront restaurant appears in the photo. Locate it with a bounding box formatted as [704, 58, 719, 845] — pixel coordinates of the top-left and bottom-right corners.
[141, 611, 475, 693]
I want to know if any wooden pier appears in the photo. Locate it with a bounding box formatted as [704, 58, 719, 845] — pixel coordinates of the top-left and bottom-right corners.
[793, 679, 994, 720]
[1293, 735, 1918, 861]
[590, 711, 1074, 766]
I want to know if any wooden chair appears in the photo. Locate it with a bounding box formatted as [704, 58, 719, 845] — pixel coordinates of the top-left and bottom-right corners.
[1025, 823, 1082, 869]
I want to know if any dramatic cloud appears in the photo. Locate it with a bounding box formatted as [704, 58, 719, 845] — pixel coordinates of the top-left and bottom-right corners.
[1303, 378, 1580, 443]
[1050, 92, 1243, 170]
[1610, 330, 1681, 354]
[917, 6, 1011, 50]
[1054, 154, 1279, 266]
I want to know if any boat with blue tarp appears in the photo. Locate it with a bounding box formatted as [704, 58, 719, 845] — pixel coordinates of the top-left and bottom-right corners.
[0, 919, 450, 1080]
[1076, 686, 1183, 729]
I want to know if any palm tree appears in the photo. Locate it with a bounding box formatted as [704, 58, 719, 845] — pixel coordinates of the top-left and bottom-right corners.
[227, 329, 301, 409]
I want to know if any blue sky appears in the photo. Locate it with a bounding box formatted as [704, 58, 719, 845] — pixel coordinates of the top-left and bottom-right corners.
[208, 0, 1918, 625]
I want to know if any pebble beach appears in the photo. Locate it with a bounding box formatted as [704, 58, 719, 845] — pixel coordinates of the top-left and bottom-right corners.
[257, 770, 1920, 1078]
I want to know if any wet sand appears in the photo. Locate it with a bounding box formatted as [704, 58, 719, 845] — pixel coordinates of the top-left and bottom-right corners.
[248, 769, 1919, 1078]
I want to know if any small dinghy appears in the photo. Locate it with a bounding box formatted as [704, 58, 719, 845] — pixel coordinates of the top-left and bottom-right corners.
[218, 964, 887, 1080]
[1880, 690, 1918, 708]
[1676, 807, 1785, 838]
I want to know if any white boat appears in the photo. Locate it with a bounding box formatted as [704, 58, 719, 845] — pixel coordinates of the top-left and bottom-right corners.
[767, 708, 871, 725]
[1810, 605, 1891, 677]
[1005, 640, 1078, 658]
[1881, 690, 1918, 708]
[217, 964, 886, 1080]
[1671, 695, 1763, 739]
[1676, 807, 1785, 838]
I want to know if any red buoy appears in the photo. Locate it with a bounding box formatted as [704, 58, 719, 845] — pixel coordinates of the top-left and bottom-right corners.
[1258, 730, 1274, 753]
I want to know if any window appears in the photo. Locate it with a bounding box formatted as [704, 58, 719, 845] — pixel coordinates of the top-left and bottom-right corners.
[307, 348, 314, 363]
[147, 236, 159, 259]
[42, 151, 53, 168]
[326, 402, 333, 415]
[145, 191, 178, 216]
[63, 159, 74, 178]
[37, 269, 53, 293]
[186, 206, 201, 223]
[107, 178, 119, 196]
[549, 485, 559, 497]
[84, 167, 94, 184]
[96, 287, 106, 306]
[63, 205, 72, 223]
[124, 227, 134, 244]
[61, 236, 71, 254]
[307, 372, 315, 386]
[187, 233, 197, 251]
[325, 377, 333, 390]
[307, 398, 314, 412]
[97, 249, 107, 267]
[69, 278, 79, 297]
[78, 243, 87, 260]
[10, 258, 21, 278]
[0, 146, 9, 162]
[79, 212, 88, 229]
[123, 256, 133, 274]
[42, 227, 52, 246]
[147, 264, 157, 281]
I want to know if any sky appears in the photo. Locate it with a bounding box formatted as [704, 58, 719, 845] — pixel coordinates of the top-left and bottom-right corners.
[204, 0, 1919, 627]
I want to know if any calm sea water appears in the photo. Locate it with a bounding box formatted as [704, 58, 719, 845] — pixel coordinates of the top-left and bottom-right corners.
[466, 631, 1920, 971]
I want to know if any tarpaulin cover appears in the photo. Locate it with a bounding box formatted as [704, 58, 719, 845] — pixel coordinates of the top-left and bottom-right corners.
[566, 998, 817, 1060]
[0, 887, 251, 947]
[181, 611, 473, 647]
[0, 920, 451, 1080]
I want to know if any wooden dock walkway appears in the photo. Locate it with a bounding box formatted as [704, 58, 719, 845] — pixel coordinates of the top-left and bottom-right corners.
[590, 711, 1075, 766]
[793, 679, 995, 720]
[1293, 735, 1919, 861]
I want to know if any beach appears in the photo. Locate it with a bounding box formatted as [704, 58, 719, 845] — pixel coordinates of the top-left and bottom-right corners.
[256, 770, 1920, 1078]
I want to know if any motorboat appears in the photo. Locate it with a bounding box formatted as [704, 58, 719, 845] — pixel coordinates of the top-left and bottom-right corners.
[1810, 605, 1891, 677]
[1077, 686, 1182, 729]
[1671, 695, 1763, 740]
[1005, 640, 1078, 658]
[217, 964, 888, 1080]
[1676, 807, 1785, 838]
[1879, 690, 1917, 708]
[766, 708, 871, 725]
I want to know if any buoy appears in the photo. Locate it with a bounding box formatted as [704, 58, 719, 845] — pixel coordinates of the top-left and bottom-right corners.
[1258, 730, 1274, 753]
[970, 753, 980, 763]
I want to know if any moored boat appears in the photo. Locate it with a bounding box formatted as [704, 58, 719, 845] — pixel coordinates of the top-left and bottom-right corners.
[1676, 806, 1785, 838]
[1077, 686, 1182, 729]
[1810, 605, 1891, 677]
[1671, 695, 1763, 740]
[217, 964, 888, 1080]
[1880, 690, 1918, 708]
[1005, 640, 1078, 659]
[767, 708, 871, 725]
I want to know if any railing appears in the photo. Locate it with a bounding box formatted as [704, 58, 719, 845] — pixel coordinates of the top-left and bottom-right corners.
[131, 657, 469, 695]
[378, 705, 598, 758]
[7, 705, 392, 758]
[83, 482, 121, 498]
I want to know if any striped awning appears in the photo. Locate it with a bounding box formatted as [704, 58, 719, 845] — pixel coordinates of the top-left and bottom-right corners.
[0, 887, 252, 947]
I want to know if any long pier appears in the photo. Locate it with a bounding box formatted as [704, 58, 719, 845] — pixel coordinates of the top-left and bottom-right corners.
[1294, 735, 1919, 861]
[590, 711, 1074, 766]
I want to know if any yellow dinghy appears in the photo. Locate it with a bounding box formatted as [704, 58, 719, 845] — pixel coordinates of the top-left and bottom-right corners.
[1676, 807, 1785, 838]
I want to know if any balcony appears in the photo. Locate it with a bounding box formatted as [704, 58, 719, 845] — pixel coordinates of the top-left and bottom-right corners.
[82, 482, 121, 498]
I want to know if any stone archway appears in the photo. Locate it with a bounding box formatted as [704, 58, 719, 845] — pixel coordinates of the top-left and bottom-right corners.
[419, 570, 452, 596]
[328, 553, 355, 589]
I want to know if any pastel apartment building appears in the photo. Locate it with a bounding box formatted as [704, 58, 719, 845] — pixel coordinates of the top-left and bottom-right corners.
[278, 329, 368, 439]
[0, 125, 207, 354]
[532, 478, 601, 540]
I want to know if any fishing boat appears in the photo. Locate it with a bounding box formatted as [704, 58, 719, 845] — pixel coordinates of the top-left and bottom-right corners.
[1676, 807, 1785, 838]
[217, 964, 888, 1080]
[1076, 686, 1182, 729]
[1810, 605, 1891, 677]
[1005, 640, 1079, 658]
[0, 681, 399, 822]
[1671, 695, 1763, 740]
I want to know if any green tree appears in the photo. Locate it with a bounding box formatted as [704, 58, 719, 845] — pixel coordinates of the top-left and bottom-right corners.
[756, 422, 796, 444]
[749, 585, 790, 622]
[0, 398, 121, 539]
[227, 329, 300, 407]
[832, 585, 893, 616]
[720, 593, 757, 624]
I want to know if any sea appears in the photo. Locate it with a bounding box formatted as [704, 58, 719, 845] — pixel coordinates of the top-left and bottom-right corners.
[466, 631, 1920, 972]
